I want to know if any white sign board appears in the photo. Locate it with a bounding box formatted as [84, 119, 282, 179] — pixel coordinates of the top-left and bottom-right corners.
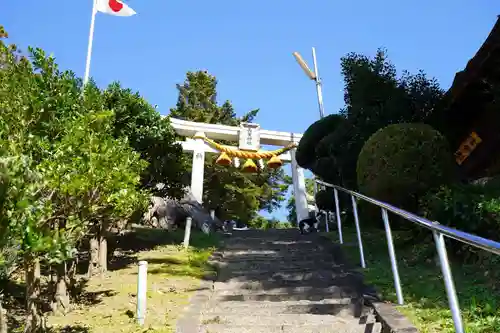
[238, 122, 261, 151]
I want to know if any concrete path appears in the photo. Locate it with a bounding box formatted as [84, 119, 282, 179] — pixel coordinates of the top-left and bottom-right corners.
[180, 229, 382, 333]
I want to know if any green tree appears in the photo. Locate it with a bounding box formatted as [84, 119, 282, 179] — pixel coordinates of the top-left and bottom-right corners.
[311, 49, 445, 188]
[248, 215, 270, 229]
[0, 29, 148, 331]
[0, 34, 90, 330]
[103, 83, 187, 198]
[286, 177, 315, 225]
[169, 71, 288, 224]
[43, 110, 148, 275]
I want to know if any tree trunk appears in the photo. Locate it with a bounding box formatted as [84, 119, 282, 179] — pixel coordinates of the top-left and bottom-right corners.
[88, 221, 110, 277]
[0, 299, 7, 333]
[24, 257, 45, 333]
[67, 258, 78, 299]
[88, 236, 99, 278]
[48, 265, 56, 300]
[51, 262, 70, 315]
[48, 265, 57, 312]
[98, 234, 107, 273]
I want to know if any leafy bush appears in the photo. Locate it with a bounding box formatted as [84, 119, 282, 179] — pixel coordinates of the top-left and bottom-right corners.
[420, 183, 500, 250]
[357, 123, 456, 214]
[296, 114, 345, 169]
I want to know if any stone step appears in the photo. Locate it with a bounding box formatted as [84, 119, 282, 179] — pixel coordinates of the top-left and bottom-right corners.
[223, 268, 343, 278]
[224, 245, 323, 249]
[214, 289, 358, 302]
[218, 255, 334, 262]
[222, 242, 323, 249]
[226, 236, 307, 241]
[204, 300, 368, 317]
[222, 247, 326, 254]
[221, 256, 331, 262]
[223, 245, 329, 251]
[224, 239, 322, 245]
[226, 231, 303, 236]
[213, 274, 357, 291]
[205, 298, 355, 308]
[216, 285, 345, 295]
[220, 253, 334, 261]
[215, 293, 354, 303]
[203, 309, 379, 327]
[218, 261, 336, 273]
[221, 249, 319, 255]
[225, 239, 323, 243]
[202, 322, 383, 333]
[201, 313, 360, 326]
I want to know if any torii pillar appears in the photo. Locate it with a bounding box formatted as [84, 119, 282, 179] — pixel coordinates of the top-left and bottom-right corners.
[191, 131, 206, 204]
[290, 149, 309, 222]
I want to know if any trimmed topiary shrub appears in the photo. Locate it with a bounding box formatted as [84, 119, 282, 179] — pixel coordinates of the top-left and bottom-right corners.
[314, 121, 360, 189]
[315, 122, 351, 159]
[314, 188, 336, 211]
[296, 114, 345, 169]
[357, 123, 456, 213]
[310, 157, 342, 184]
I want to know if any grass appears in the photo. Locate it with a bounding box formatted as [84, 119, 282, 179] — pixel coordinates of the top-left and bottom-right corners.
[324, 223, 500, 333]
[44, 226, 220, 333]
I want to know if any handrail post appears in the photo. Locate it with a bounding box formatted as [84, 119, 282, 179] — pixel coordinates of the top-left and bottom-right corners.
[334, 188, 343, 244]
[381, 208, 403, 305]
[136, 260, 148, 326]
[351, 195, 366, 268]
[183, 217, 192, 249]
[433, 230, 465, 333]
[325, 210, 330, 232]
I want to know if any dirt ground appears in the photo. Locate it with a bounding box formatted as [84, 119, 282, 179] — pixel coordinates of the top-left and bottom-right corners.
[4, 227, 219, 333]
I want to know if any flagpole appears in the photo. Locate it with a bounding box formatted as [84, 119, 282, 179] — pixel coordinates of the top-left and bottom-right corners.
[83, 0, 98, 86]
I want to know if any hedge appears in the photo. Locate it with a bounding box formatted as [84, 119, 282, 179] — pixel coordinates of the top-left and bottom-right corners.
[357, 123, 456, 213]
[296, 114, 345, 169]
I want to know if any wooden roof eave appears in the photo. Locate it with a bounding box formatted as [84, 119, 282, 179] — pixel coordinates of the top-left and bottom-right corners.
[445, 16, 500, 107]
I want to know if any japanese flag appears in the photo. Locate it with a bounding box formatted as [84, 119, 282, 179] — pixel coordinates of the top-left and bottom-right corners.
[96, 0, 136, 17]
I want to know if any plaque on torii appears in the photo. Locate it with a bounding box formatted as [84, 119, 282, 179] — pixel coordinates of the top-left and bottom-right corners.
[238, 122, 261, 152]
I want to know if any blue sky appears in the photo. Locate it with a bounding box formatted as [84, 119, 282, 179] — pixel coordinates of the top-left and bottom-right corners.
[2, 1, 499, 221]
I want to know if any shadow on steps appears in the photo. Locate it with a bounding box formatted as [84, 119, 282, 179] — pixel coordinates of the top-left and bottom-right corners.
[193, 229, 383, 333]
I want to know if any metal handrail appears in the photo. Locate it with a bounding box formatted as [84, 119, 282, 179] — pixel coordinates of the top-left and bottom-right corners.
[316, 179, 500, 255]
[315, 179, 500, 333]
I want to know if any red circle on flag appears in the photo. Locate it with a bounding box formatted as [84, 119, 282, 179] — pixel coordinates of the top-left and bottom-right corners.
[108, 0, 124, 12]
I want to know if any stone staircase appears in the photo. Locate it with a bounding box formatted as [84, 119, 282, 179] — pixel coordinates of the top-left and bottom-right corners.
[181, 229, 383, 333]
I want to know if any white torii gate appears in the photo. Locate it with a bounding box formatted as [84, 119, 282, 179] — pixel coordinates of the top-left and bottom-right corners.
[169, 118, 310, 222]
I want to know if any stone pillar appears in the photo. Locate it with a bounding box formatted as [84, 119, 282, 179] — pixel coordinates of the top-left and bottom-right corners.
[290, 148, 309, 222]
[191, 132, 206, 204]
